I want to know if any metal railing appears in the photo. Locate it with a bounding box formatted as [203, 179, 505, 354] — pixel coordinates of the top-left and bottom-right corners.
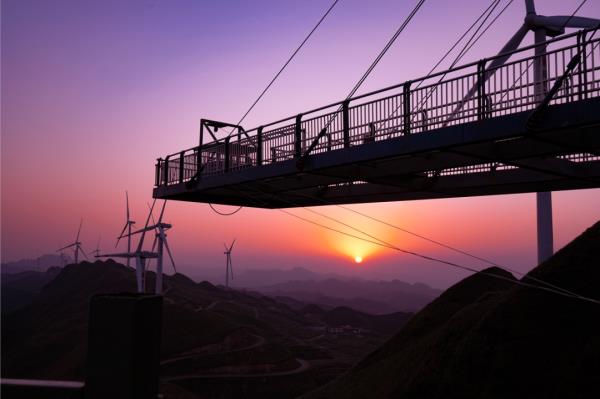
[155, 28, 600, 187]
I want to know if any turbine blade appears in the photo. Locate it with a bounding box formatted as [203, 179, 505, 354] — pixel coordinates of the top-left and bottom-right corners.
[98, 252, 134, 258]
[164, 239, 176, 273]
[229, 238, 236, 251]
[116, 223, 128, 247]
[147, 202, 157, 226]
[137, 199, 156, 252]
[229, 256, 233, 280]
[445, 24, 529, 126]
[79, 245, 89, 260]
[534, 15, 600, 29]
[76, 218, 83, 241]
[487, 23, 529, 71]
[57, 243, 76, 251]
[150, 234, 158, 267]
[525, 0, 535, 14]
[126, 191, 130, 221]
[158, 200, 167, 224]
[122, 225, 156, 238]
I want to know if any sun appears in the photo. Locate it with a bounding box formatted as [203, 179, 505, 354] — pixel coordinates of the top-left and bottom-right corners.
[354, 256, 363, 264]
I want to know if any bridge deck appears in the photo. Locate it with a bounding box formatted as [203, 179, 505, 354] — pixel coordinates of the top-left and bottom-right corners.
[153, 29, 600, 208]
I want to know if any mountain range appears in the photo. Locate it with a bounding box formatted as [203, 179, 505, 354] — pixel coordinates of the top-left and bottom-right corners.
[1, 260, 412, 398]
[303, 221, 600, 399]
[4, 221, 599, 398]
[188, 266, 344, 288]
[258, 278, 441, 313]
[1, 254, 70, 274]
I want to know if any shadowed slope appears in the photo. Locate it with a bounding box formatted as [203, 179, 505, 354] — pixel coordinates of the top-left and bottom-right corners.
[305, 221, 600, 399]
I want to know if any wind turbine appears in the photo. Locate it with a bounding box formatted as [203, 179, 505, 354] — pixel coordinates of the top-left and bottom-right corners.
[449, 0, 600, 121]
[137, 201, 177, 294]
[98, 200, 158, 292]
[115, 191, 136, 268]
[223, 239, 236, 288]
[57, 219, 88, 264]
[88, 236, 101, 258]
[446, 0, 599, 264]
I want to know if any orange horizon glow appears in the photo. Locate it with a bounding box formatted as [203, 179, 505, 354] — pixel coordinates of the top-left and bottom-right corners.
[2, 1, 600, 289]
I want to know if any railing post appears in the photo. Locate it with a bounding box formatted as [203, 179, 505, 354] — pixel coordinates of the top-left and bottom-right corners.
[257, 126, 263, 166]
[295, 114, 302, 158]
[403, 81, 411, 135]
[577, 31, 588, 100]
[196, 120, 204, 180]
[477, 60, 486, 120]
[163, 155, 169, 186]
[155, 159, 162, 187]
[421, 110, 428, 132]
[342, 100, 350, 148]
[179, 151, 184, 183]
[224, 137, 230, 172]
[199, 119, 204, 147]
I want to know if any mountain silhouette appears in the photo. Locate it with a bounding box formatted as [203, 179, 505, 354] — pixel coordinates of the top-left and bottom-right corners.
[304, 221, 600, 399]
[1, 260, 412, 398]
[1, 254, 69, 274]
[259, 278, 441, 313]
[1, 267, 62, 313]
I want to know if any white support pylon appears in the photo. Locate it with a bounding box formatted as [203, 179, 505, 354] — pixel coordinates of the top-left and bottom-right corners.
[156, 232, 164, 294]
[533, 22, 553, 264]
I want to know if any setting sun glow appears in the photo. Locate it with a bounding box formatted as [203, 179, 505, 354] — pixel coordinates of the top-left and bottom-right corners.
[354, 256, 363, 264]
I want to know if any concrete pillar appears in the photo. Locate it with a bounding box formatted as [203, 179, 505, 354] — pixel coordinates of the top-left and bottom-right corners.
[85, 294, 162, 399]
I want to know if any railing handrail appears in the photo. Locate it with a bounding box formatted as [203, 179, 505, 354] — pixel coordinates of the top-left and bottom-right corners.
[220, 28, 595, 138]
[156, 27, 599, 184]
[242, 27, 597, 134]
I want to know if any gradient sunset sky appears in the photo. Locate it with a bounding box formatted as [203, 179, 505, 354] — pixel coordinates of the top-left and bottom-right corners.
[2, 0, 599, 288]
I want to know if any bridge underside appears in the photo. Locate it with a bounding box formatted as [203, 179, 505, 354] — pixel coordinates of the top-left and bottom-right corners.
[153, 99, 600, 208]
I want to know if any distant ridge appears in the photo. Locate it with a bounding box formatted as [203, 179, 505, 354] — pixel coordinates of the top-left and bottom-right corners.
[258, 278, 441, 313]
[304, 221, 600, 399]
[1, 254, 70, 274]
[189, 266, 343, 287]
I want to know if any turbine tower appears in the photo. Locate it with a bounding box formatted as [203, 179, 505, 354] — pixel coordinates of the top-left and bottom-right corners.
[223, 239, 235, 288]
[515, 1, 598, 263]
[57, 218, 88, 264]
[99, 200, 158, 292]
[135, 201, 177, 294]
[59, 252, 67, 266]
[116, 191, 136, 267]
[448, 0, 599, 263]
[88, 236, 101, 258]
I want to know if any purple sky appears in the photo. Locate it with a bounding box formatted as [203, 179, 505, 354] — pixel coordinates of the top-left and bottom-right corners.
[2, 0, 599, 288]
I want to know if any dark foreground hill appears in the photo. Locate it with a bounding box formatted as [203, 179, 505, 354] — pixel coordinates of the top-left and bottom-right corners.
[1, 267, 62, 313]
[1, 260, 412, 398]
[303, 221, 600, 399]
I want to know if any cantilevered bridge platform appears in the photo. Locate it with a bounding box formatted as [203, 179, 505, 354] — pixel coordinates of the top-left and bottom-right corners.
[153, 29, 600, 208]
